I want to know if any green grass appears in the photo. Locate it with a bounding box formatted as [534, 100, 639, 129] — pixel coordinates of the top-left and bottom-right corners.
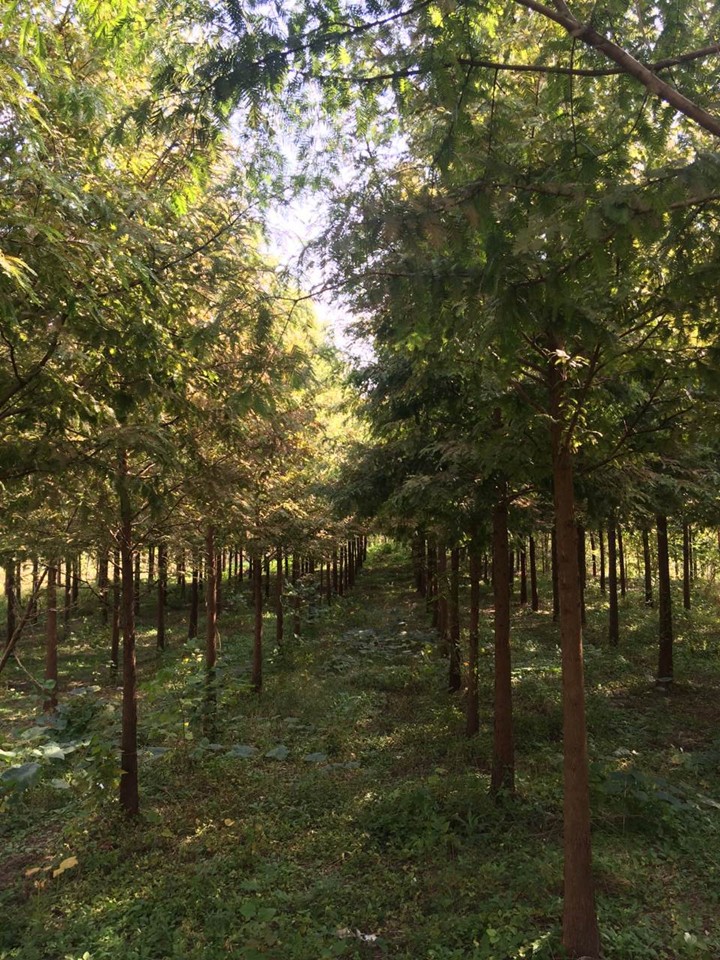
[1, 545, 719, 959]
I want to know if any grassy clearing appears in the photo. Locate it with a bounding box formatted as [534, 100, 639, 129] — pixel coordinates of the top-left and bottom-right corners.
[1, 543, 719, 959]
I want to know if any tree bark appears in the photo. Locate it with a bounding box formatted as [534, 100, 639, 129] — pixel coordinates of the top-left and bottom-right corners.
[189, 564, 199, 639]
[551, 528, 560, 621]
[519, 547, 528, 606]
[491, 493, 514, 795]
[607, 521, 619, 646]
[529, 534, 539, 611]
[598, 526, 606, 595]
[118, 452, 139, 816]
[205, 529, 217, 671]
[275, 546, 284, 645]
[618, 525, 627, 598]
[466, 547, 480, 737]
[111, 547, 120, 670]
[44, 562, 58, 713]
[657, 514, 673, 685]
[252, 552, 263, 692]
[156, 544, 166, 651]
[682, 522, 691, 610]
[642, 528, 653, 605]
[448, 546, 462, 692]
[549, 346, 600, 959]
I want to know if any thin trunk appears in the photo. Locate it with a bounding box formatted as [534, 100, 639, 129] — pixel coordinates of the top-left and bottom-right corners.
[188, 565, 199, 640]
[590, 531, 596, 580]
[275, 547, 284, 645]
[252, 554, 263, 692]
[491, 494, 514, 795]
[292, 553, 301, 636]
[31, 558, 40, 624]
[577, 525, 586, 627]
[549, 345, 600, 959]
[205, 529, 217, 671]
[466, 547, 480, 737]
[618, 525, 626, 598]
[657, 514, 673, 685]
[551, 528, 560, 622]
[643, 529, 653, 606]
[111, 547, 120, 670]
[448, 547, 462, 693]
[265, 553, 271, 600]
[44, 563, 58, 713]
[682, 522, 691, 610]
[118, 453, 139, 816]
[598, 527, 606, 595]
[437, 544, 448, 655]
[133, 551, 140, 616]
[529, 535, 539, 611]
[64, 558, 71, 625]
[156, 544, 166, 651]
[5, 561, 16, 646]
[148, 546, 155, 584]
[607, 521, 619, 646]
[519, 547, 528, 606]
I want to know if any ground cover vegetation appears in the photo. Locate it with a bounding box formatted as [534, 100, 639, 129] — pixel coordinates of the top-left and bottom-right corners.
[2, 1, 720, 958]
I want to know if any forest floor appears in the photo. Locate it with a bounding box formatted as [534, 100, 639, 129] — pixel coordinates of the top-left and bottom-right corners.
[1, 543, 719, 960]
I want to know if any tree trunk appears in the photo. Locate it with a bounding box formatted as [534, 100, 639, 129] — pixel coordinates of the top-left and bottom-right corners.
[64, 558, 71, 625]
[448, 547, 462, 692]
[642, 528, 653, 605]
[529, 534, 539, 611]
[618, 525, 626, 598]
[466, 547, 480, 737]
[4, 561, 16, 646]
[118, 453, 139, 816]
[133, 551, 140, 616]
[332, 549, 338, 597]
[188, 564, 199, 640]
[437, 544, 448, 655]
[292, 553, 301, 636]
[682, 522, 691, 610]
[519, 547, 528, 606]
[276, 546, 284, 645]
[205, 529, 217, 671]
[549, 348, 600, 959]
[252, 553, 263, 692]
[551, 528, 560, 621]
[111, 547, 120, 670]
[598, 526, 606, 594]
[577, 525, 586, 627]
[44, 562, 58, 713]
[607, 521, 619, 646]
[156, 544, 166, 651]
[657, 514, 673, 685]
[491, 494, 514, 795]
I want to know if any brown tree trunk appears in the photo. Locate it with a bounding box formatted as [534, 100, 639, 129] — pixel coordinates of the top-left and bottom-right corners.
[598, 527, 606, 595]
[111, 547, 120, 670]
[275, 546, 284, 645]
[133, 551, 140, 616]
[252, 553, 263, 692]
[118, 453, 139, 816]
[529, 534, 539, 611]
[448, 547, 462, 692]
[4, 561, 16, 646]
[491, 494, 514, 795]
[642, 528, 653, 606]
[188, 564, 199, 640]
[607, 521, 619, 646]
[618, 525, 627, 598]
[577, 525, 586, 627]
[148, 546, 155, 584]
[519, 546, 528, 606]
[682, 522, 691, 610]
[466, 548, 481, 737]
[292, 553, 301, 636]
[549, 351, 600, 959]
[437, 544, 448, 655]
[156, 544, 166, 651]
[551, 528, 560, 621]
[64, 558, 71, 625]
[332, 549, 338, 596]
[265, 553, 271, 600]
[44, 562, 58, 713]
[205, 529, 217, 671]
[31, 558, 40, 624]
[590, 532, 596, 580]
[657, 514, 673, 685]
